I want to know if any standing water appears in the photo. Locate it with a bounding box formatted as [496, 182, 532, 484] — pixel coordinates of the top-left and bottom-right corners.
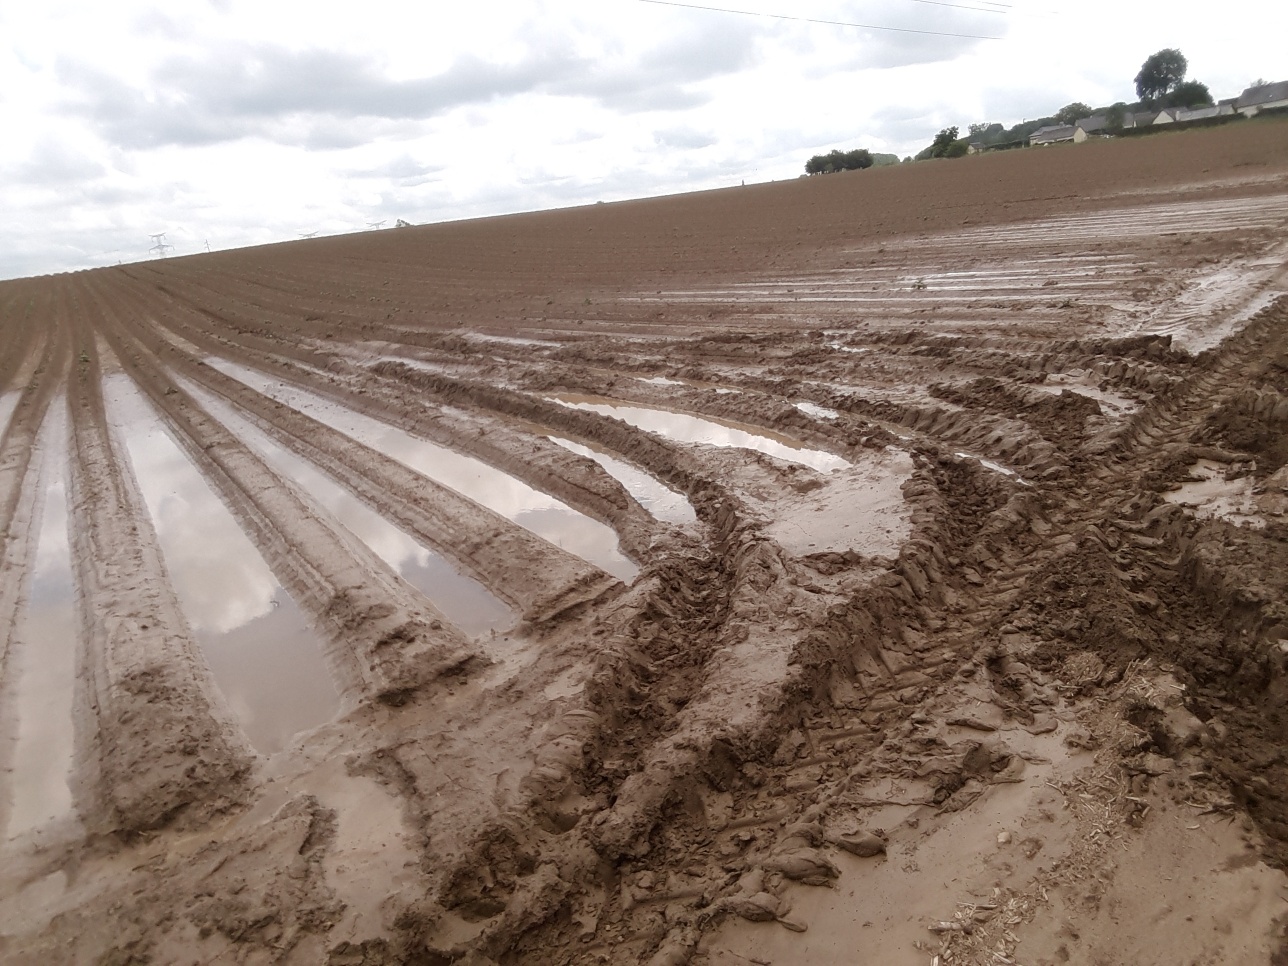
[0, 390, 20, 442]
[552, 394, 848, 473]
[210, 360, 637, 581]
[3, 398, 79, 842]
[547, 436, 696, 525]
[103, 375, 340, 755]
[185, 379, 514, 637]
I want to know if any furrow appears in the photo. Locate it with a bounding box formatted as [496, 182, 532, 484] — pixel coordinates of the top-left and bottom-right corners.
[62, 288, 254, 835]
[130, 318, 616, 624]
[84, 280, 484, 705]
[109, 268, 657, 563]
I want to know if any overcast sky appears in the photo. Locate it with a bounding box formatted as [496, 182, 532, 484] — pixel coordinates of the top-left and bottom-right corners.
[1, 0, 1282, 279]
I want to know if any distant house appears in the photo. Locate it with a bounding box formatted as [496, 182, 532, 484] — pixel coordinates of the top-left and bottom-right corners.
[1072, 115, 1109, 142]
[1173, 104, 1234, 123]
[1150, 108, 1181, 125]
[1236, 80, 1288, 116]
[1121, 110, 1160, 130]
[1029, 124, 1077, 146]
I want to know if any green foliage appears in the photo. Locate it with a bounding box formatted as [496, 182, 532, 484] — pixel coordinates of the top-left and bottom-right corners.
[1163, 80, 1214, 109]
[870, 153, 900, 167]
[804, 147, 874, 175]
[1105, 102, 1129, 131]
[1054, 102, 1093, 125]
[1135, 48, 1188, 102]
[930, 126, 960, 157]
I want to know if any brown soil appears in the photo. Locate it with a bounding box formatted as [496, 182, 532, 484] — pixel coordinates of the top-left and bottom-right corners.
[2, 119, 1288, 965]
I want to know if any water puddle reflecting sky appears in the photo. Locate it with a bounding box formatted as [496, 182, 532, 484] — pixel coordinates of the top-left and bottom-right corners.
[103, 374, 340, 755]
[0, 390, 20, 442]
[209, 360, 637, 582]
[184, 380, 514, 637]
[546, 436, 696, 525]
[794, 401, 840, 421]
[551, 394, 849, 473]
[4, 398, 79, 842]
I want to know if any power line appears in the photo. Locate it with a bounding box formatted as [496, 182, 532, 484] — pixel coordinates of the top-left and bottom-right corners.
[900, 0, 1009, 12]
[633, 0, 1005, 38]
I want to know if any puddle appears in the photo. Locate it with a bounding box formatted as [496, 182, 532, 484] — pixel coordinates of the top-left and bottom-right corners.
[546, 436, 696, 525]
[3, 398, 79, 841]
[1033, 374, 1140, 415]
[209, 360, 637, 582]
[103, 375, 340, 755]
[0, 390, 19, 441]
[637, 374, 742, 394]
[464, 334, 561, 348]
[551, 394, 848, 473]
[794, 401, 840, 421]
[638, 376, 686, 387]
[1164, 460, 1272, 528]
[184, 380, 514, 637]
[955, 451, 1029, 484]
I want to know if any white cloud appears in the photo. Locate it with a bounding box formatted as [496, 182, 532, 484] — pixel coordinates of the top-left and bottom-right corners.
[0, 0, 1284, 277]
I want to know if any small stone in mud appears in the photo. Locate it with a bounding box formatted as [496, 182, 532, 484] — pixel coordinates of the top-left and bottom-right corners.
[763, 848, 840, 885]
[828, 830, 887, 857]
[1025, 713, 1058, 735]
[741, 763, 769, 786]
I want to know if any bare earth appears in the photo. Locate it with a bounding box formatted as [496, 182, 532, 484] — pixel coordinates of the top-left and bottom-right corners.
[2, 120, 1288, 965]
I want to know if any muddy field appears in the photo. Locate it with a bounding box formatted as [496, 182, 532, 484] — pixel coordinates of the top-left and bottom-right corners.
[2, 120, 1288, 965]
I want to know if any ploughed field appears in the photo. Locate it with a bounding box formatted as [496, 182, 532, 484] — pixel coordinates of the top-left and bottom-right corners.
[3, 121, 1288, 964]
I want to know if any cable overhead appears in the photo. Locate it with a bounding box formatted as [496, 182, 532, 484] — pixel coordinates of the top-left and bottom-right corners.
[633, 0, 1005, 38]
[901, 0, 1008, 12]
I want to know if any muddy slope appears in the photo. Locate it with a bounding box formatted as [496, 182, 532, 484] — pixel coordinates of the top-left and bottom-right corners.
[1, 123, 1287, 965]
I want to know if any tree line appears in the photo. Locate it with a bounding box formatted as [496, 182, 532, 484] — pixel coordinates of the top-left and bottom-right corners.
[913, 49, 1217, 160]
[804, 148, 900, 175]
[807, 49, 1233, 173]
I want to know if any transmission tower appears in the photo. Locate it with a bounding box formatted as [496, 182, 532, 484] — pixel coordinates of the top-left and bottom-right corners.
[148, 232, 173, 257]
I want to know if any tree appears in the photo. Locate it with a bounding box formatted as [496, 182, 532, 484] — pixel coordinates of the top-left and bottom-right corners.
[1135, 48, 1187, 102]
[930, 126, 960, 158]
[1105, 102, 1129, 131]
[1054, 102, 1093, 125]
[1164, 80, 1214, 108]
[804, 147, 874, 175]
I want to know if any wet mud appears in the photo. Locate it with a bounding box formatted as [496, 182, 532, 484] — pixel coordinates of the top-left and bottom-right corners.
[2, 121, 1288, 965]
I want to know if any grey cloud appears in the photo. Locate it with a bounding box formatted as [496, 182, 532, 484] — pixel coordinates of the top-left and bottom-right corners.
[552, 17, 760, 112]
[10, 138, 106, 185]
[806, 2, 1006, 72]
[654, 126, 717, 149]
[869, 104, 941, 141]
[59, 45, 590, 149]
[132, 9, 187, 39]
[344, 153, 446, 188]
[61, 22, 764, 152]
